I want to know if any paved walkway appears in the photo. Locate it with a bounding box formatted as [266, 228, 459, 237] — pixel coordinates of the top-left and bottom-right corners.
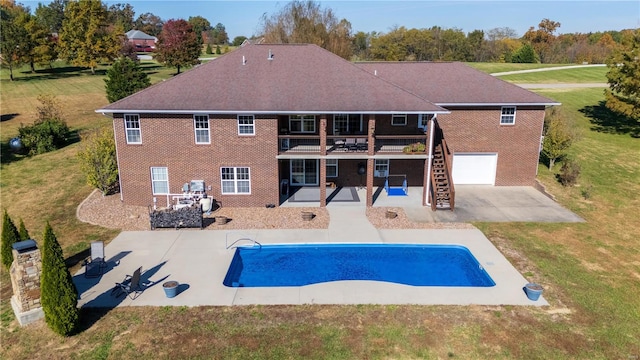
[490, 63, 605, 76]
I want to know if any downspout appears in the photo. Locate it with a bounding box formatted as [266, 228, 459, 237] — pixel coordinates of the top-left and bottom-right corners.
[112, 116, 124, 202]
[425, 116, 436, 206]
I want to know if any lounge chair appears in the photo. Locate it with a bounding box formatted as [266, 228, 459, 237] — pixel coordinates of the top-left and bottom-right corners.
[356, 138, 368, 151]
[84, 241, 106, 278]
[345, 138, 357, 151]
[111, 267, 143, 299]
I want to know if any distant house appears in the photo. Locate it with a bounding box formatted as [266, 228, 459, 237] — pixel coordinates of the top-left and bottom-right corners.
[125, 29, 157, 52]
[96, 43, 559, 210]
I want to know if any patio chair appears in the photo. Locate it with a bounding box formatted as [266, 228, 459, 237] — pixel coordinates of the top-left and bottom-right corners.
[356, 138, 368, 151]
[111, 266, 143, 299]
[84, 241, 106, 278]
[345, 138, 358, 151]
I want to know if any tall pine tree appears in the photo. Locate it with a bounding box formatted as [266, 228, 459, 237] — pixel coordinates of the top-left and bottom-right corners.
[18, 218, 30, 240]
[40, 222, 79, 336]
[1, 209, 21, 270]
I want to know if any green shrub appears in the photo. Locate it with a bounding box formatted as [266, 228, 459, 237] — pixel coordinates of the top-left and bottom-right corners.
[40, 222, 79, 336]
[18, 118, 71, 155]
[402, 142, 426, 153]
[205, 43, 212, 54]
[1, 209, 20, 270]
[558, 159, 581, 187]
[77, 128, 119, 195]
[215, 45, 221, 55]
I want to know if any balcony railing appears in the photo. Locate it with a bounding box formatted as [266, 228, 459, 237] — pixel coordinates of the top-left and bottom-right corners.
[278, 134, 428, 154]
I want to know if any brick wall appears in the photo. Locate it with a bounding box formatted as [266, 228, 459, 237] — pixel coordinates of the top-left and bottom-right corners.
[437, 106, 545, 186]
[114, 114, 279, 207]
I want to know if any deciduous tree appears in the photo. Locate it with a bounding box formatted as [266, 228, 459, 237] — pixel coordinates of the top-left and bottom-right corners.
[605, 29, 640, 121]
[104, 56, 151, 102]
[260, 0, 352, 59]
[134, 12, 163, 36]
[155, 19, 201, 74]
[41, 221, 79, 336]
[108, 3, 135, 32]
[77, 128, 119, 195]
[188, 15, 211, 44]
[58, 0, 121, 74]
[34, 0, 67, 34]
[0, 2, 30, 80]
[1, 209, 20, 270]
[542, 107, 576, 169]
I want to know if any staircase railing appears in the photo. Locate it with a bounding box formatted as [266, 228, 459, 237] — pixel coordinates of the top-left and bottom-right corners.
[440, 139, 455, 210]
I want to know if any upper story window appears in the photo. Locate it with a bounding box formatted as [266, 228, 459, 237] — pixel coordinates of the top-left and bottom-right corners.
[500, 106, 516, 125]
[194, 115, 210, 144]
[289, 115, 315, 133]
[124, 114, 141, 144]
[391, 114, 407, 126]
[238, 115, 255, 135]
[333, 114, 363, 134]
[221, 167, 251, 194]
[150, 167, 169, 194]
[419, 114, 434, 131]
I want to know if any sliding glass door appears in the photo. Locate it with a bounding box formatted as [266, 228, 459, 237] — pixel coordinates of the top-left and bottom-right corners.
[291, 159, 318, 186]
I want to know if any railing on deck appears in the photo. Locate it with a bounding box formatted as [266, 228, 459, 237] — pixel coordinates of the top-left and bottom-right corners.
[278, 134, 429, 154]
[374, 135, 427, 153]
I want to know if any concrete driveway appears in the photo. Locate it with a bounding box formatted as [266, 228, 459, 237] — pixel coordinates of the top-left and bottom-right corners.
[405, 186, 584, 223]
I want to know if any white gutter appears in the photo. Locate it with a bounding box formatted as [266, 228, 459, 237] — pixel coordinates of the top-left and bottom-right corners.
[95, 109, 452, 115]
[425, 116, 435, 207]
[435, 102, 561, 106]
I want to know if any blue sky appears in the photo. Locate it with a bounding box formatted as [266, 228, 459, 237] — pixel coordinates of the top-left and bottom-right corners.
[25, 1, 640, 39]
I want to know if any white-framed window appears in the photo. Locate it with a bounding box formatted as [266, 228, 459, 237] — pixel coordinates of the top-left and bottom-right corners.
[418, 114, 434, 131]
[374, 159, 389, 177]
[289, 115, 315, 133]
[391, 114, 407, 126]
[500, 106, 516, 125]
[221, 167, 251, 194]
[326, 159, 338, 178]
[238, 115, 255, 135]
[150, 167, 169, 194]
[124, 114, 141, 144]
[194, 115, 210, 144]
[333, 114, 363, 134]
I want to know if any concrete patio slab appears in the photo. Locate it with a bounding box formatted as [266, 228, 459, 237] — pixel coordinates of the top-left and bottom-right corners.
[74, 227, 548, 308]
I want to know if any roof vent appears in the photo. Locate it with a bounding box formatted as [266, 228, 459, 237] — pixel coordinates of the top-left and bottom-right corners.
[374, 70, 377, 76]
[242, 55, 246, 65]
[268, 49, 273, 60]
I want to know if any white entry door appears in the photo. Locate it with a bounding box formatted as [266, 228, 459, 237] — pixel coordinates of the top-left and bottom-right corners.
[452, 153, 497, 185]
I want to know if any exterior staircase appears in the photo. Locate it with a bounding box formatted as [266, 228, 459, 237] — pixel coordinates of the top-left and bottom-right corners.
[429, 121, 455, 211]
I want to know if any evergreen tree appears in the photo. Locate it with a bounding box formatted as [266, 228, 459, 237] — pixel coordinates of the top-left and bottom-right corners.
[104, 56, 151, 103]
[605, 29, 640, 121]
[205, 43, 212, 54]
[77, 128, 119, 195]
[18, 218, 30, 240]
[1, 210, 21, 270]
[40, 222, 79, 336]
[511, 43, 539, 63]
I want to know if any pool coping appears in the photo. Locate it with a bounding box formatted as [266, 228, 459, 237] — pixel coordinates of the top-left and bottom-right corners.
[74, 228, 548, 307]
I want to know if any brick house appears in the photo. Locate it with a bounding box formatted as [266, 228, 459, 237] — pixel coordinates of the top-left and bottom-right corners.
[125, 29, 157, 52]
[97, 43, 558, 210]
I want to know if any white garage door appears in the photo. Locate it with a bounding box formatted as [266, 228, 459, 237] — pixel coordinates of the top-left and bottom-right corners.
[452, 153, 497, 185]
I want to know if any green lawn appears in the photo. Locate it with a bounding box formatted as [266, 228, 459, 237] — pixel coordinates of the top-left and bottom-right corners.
[497, 66, 609, 83]
[1, 62, 639, 359]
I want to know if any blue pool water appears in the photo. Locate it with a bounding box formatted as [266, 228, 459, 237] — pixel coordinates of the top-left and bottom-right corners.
[223, 244, 495, 287]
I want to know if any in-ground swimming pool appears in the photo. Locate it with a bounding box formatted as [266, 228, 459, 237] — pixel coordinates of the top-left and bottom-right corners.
[223, 244, 495, 287]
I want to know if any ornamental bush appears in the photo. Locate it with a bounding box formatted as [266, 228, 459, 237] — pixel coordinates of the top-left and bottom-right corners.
[40, 222, 79, 336]
[18, 118, 71, 156]
[1, 209, 20, 270]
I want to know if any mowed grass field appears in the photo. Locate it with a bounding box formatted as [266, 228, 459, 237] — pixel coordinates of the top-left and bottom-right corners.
[1, 62, 639, 359]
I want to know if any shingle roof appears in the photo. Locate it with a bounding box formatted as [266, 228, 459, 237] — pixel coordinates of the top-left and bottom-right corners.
[355, 62, 558, 106]
[125, 29, 157, 41]
[97, 43, 446, 114]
